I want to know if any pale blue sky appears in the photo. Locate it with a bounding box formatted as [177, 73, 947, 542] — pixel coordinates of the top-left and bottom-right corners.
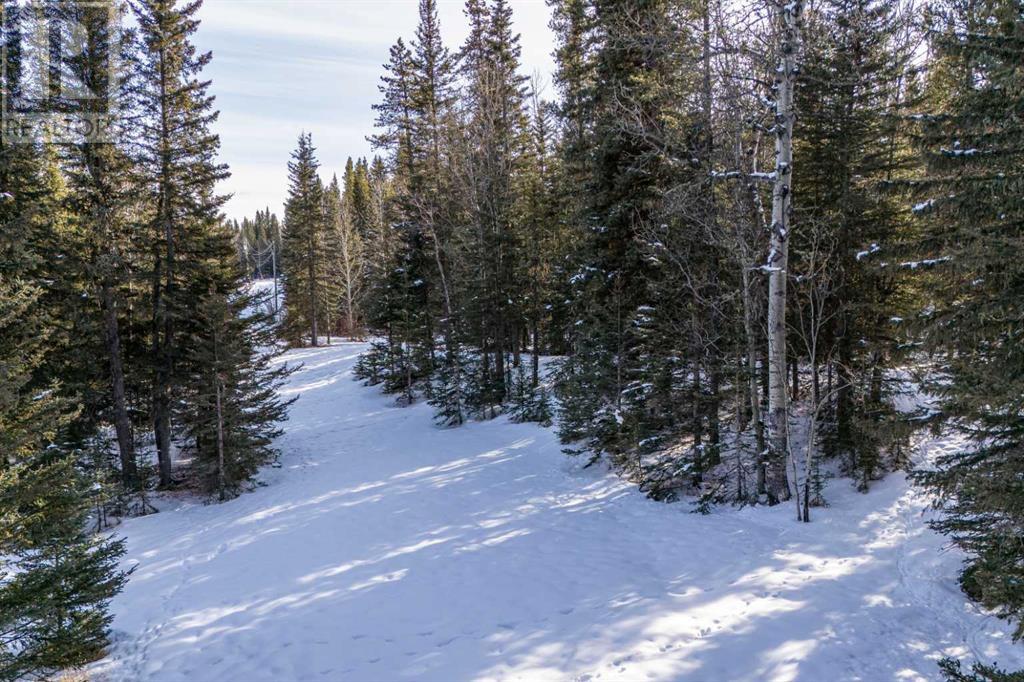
[194, 0, 557, 220]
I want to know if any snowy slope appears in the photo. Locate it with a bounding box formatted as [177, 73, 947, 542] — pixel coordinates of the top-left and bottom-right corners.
[91, 342, 1024, 681]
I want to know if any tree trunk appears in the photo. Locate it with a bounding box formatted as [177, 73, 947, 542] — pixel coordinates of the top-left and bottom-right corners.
[766, 0, 802, 504]
[100, 281, 136, 487]
[272, 242, 279, 319]
[309, 248, 318, 347]
[531, 318, 540, 388]
[215, 372, 226, 502]
[791, 356, 799, 401]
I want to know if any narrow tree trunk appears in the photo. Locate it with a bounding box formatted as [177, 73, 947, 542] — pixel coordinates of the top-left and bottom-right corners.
[215, 373, 226, 502]
[691, 331, 704, 480]
[100, 281, 136, 487]
[429, 221, 462, 423]
[741, 265, 767, 498]
[272, 243, 279, 318]
[791, 356, 799, 401]
[531, 318, 540, 388]
[708, 363, 721, 467]
[766, 0, 802, 504]
[346, 287, 355, 339]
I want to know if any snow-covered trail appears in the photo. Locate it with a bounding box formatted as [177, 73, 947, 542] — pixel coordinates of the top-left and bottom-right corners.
[93, 342, 1024, 681]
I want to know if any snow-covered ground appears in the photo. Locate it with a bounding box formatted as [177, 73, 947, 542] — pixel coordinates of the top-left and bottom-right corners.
[91, 342, 1024, 681]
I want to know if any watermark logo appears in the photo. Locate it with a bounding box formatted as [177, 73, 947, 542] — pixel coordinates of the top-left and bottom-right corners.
[2, 0, 121, 144]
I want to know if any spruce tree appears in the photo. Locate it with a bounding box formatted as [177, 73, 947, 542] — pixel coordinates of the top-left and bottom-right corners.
[180, 284, 294, 500]
[0, 52, 127, 672]
[132, 0, 231, 487]
[58, 0, 143, 488]
[281, 132, 327, 346]
[910, 0, 1024, 641]
[460, 0, 530, 416]
[0, 447, 129, 680]
[793, 0, 917, 490]
[552, 0, 702, 475]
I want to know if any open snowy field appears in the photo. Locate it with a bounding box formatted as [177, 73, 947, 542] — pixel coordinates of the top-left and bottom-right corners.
[91, 342, 1024, 681]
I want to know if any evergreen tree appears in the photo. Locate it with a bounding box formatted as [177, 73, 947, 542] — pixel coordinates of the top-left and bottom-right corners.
[552, 0, 702, 475]
[0, 39, 127, 669]
[460, 0, 530, 415]
[910, 0, 1024, 641]
[132, 0, 231, 487]
[58, 0, 144, 488]
[281, 132, 327, 346]
[793, 0, 917, 490]
[180, 284, 294, 500]
[0, 447, 129, 680]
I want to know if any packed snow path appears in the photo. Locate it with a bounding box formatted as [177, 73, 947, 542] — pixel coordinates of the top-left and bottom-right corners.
[94, 343, 1024, 681]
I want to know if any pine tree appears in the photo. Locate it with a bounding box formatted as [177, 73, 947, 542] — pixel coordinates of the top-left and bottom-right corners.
[282, 132, 327, 346]
[57, 0, 143, 488]
[132, 0, 231, 487]
[552, 0, 703, 476]
[429, 342, 475, 427]
[910, 0, 1024, 641]
[460, 0, 530, 415]
[405, 0, 457, 387]
[180, 284, 294, 500]
[366, 0, 459, 406]
[793, 0, 917, 490]
[0, 49, 127, 671]
[0, 449, 129, 680]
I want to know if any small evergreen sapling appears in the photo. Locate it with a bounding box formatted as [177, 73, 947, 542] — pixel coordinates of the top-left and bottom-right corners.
[508, 364, 553, 427]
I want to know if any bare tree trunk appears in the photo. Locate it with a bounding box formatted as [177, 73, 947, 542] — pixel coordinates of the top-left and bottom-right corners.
[765, 0, 802, 504]
[308, 236, 318, 347]
[345, 285, 355, 338]
[215, 372, 226, 502]
[791, 357, 799, 401]
[100, 281, 136, 487]
[742, 265, 766, 497]
[531, 319, 540, 388]
[272, 242, 279, 319]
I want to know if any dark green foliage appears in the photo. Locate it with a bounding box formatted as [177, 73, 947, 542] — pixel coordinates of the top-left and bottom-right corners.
[0, 134, 126, 678]
[507, 363, 552, 427]
[938, 658, 1024, 682]
[281, 132, 328, 347]
[551, 0, 704, 474]
[0, 452, 129, 680]
[429, 343, 475, 427]
[792, 0, 917, 486]
[909, 0, 1024, 644]
[354, 340, 393, 387]
[361, 0, 574, 423]
[132, 0, 232, 487]
[180, 283, 295, 500]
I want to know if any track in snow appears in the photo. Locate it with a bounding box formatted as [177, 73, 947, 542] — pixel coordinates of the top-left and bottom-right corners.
[92, 342, 1024, 681]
